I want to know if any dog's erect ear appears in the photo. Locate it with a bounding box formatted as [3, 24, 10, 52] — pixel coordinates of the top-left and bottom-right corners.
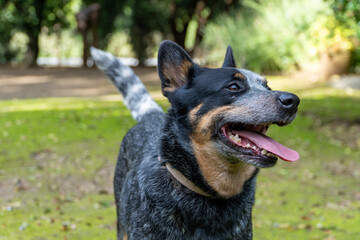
[157, 40, 194, 98]
[222, 46, 236, 68]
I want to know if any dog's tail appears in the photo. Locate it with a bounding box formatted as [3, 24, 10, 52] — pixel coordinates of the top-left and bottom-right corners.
[90, 47, 163, 122]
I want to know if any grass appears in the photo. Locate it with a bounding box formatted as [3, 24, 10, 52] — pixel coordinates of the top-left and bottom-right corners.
[0, 77, 359, 239]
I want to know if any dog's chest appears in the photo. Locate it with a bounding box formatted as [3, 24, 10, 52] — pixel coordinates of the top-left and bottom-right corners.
[121, 159, 255, 240]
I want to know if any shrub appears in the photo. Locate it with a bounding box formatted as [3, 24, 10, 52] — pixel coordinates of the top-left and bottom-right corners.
[203, 0, 331, 73]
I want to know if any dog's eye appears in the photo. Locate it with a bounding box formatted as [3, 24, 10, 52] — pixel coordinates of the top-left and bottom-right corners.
[227, 83, 241, 92]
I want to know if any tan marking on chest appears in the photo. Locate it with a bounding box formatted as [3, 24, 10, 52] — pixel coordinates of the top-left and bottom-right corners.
[192, 141, 256, 198]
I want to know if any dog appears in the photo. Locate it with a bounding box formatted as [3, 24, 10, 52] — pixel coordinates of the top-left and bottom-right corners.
[90, 40, 300, 240]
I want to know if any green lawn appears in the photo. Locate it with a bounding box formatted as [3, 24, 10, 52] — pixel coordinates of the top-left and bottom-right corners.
[0, 78, 359, 239]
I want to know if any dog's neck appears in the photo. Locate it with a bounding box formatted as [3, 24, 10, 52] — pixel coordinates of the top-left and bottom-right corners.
[160, 111, 217, 196]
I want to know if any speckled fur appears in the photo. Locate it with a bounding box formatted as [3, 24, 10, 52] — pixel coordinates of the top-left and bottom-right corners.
[91, 41, 299, 240]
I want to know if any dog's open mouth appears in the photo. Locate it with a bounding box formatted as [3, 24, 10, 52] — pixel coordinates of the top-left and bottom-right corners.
[220, 122, 299, 164]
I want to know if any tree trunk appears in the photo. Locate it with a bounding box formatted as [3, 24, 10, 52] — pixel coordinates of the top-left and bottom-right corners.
[192, 0, 207, 55]
[168, 1, 195, 50]
[23, 0, 46, 66]
[25, 34, 40, 66]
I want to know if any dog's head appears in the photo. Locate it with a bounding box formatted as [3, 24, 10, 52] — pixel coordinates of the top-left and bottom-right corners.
[158, 40, 300, 197]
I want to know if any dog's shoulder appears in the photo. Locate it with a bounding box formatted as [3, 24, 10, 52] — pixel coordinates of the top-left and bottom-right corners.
[121, 111, 165, 157]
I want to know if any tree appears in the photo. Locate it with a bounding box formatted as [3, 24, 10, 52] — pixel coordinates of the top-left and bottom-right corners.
[13, 0, 46, 65]
[0, 0, 20, 63]
[128, 0, 241, 61]
[0, 0, 72, 65]
[82, 0, 126, 49]
[331, 0, 360, 71]
[167, 0, 241, 53]
[128, 0, 169, 63]
[84, 0, 241, 64]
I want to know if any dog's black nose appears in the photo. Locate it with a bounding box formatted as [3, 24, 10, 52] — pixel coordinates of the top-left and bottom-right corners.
[278, 92, 300, 110]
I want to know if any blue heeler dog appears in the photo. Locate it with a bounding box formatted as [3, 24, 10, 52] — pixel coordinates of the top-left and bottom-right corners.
[91, 40, 300, 240]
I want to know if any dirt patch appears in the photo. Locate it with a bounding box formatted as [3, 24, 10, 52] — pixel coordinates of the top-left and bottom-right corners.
[0, 165, 114, 202]
[0, 149, 115, 202]
[320, 120, 360, 149]
[53, 173, 113, 197]
[325, 160, 360, 177]
[0, 66, 159, 100]
[53, 163, 114, 197]
[29, 149, 114, 197]
[0, 177, 32, 201]
[0, 178, 16, 201]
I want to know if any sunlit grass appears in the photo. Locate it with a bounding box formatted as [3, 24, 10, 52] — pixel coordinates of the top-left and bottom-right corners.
[0, 79, 359, 239]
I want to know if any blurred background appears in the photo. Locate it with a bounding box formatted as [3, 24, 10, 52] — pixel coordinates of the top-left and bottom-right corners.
[1, 0, 359, 76]
[0, 0, 359, 239]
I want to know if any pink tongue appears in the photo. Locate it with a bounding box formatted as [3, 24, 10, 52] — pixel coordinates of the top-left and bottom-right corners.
[235, 131, 299, 162]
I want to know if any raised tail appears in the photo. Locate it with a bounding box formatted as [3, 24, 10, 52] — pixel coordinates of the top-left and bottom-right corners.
[90, 47, 163, 122]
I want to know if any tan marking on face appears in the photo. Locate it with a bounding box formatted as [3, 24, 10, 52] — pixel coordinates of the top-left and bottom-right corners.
[162, 85, 177, 94]
[234, 72, 246, 80]
[192, 106, 233, 144]
[188, 104, 203, 122]
[123, 233, 128, 240]
[190, 105, 256, 198]
[192, 141, 257, 198]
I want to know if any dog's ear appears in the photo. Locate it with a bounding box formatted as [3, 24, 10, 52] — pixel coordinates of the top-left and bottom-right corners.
[222, 46, 236, 68]
[158, 40, 194, 98]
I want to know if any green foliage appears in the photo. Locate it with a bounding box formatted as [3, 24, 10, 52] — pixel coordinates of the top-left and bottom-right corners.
[203, 0, 360, 74]
[39, 30, 83, 58]
[128, 0, 170, 63]
[331, 0, 360, 72]
[0, 0, 73, 65]
[42, 0, 73, 33]
[8, 32, 29, 63]
[0, 1, 23, 63]
[82, 0, 126, 49]
[203, 0, 332, 73]
[1, 0, 241, 65]
[332, 0, 360, 26]
[309, 15, 356, 53]
[164, 0, 241, 54]
[85, 0, 241, 63]
[106, 31, 134, 57]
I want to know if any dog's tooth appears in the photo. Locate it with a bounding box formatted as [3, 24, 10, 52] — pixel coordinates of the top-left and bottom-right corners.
[234, 134, 239, 142]
[237, 138, 242, 144]
[245, 144, 251, 148]
[261, 150, 267, 155]
[252, 146, 257, 150]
